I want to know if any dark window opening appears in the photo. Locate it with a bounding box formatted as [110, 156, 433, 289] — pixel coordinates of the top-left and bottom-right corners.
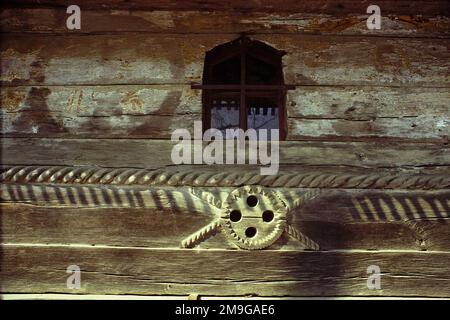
[246, 54, 278, 85]
[211, 55, 241, 84]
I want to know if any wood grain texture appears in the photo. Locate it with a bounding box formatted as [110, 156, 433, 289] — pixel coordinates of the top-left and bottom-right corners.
[1, 246, 449, 297]
[2, 9, 449, 37]
[287, 87, 450, 119]
[287, 86, 450, 142]
[3, 0, 449, 15]
[1, 187, 449, 250]
[288, 117, 448, 142]
[1, 85, 448, 141]
[0, 85, 200, 138]
[2, 138, 449, 169]
[2, 34, 449, 86]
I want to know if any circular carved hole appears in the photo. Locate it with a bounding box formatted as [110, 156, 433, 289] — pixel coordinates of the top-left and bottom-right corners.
[262, 210, 274, 222]
[229, 210, 242, 222]
[245, 227, 257, 238]
[246, 195, 258, 207]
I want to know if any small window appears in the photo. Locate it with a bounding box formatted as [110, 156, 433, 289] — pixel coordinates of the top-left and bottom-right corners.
[192, 36, 294, 140]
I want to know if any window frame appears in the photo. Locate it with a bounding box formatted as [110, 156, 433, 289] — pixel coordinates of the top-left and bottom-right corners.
[192, 36, 295, 140]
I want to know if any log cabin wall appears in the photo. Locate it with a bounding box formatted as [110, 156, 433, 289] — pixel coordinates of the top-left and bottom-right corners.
[0, 0, 449, 298]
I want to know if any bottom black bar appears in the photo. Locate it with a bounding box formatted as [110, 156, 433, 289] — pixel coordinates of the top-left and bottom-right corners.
[0, 299, 447, 319]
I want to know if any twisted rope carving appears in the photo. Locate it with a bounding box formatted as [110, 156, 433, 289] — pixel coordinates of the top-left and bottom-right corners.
[285, 225, 320, 251]
[180, 220, 221, 249]
[1, 166, 448, 189]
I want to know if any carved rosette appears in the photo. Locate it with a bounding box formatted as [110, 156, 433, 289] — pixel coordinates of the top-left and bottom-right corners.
[220, 185, 288, 250]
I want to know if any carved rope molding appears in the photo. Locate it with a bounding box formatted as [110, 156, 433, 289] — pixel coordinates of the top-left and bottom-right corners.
[1, 166, 449, 250]
[1, 165, 449, 189]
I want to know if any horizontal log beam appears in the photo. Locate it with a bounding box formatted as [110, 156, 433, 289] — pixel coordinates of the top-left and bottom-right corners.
[1, 9, 449, 37]
[2, 246, 450, 297]
[2, 85, 448, 141]
[2, 34, 449, 86]
[2, 0, 449, 15]
[1, 185, 449, 250]
[2, 138, 449, 169]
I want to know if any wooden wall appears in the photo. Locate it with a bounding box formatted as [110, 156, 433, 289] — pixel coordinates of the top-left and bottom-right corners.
[1, 0, 449, 298]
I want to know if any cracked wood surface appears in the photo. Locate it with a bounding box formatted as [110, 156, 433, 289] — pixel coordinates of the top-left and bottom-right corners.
[1, 246, 450, 297]
[3, 0, 449, 15]
[1, 187, 449, 250]
[1, 86, 448, 141]
[1, 8, 450, 37]
[2, 138, 449, 169]
[2, 34, 449, 87]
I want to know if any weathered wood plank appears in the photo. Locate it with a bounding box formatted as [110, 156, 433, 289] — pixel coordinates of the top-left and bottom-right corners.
[1, 246, 449, 297]
[0, 85, 201, 115]
[1, 186, 449, 250]
[2, 118, 447, 142]
[0, 85, 200, 138]
[288, 117, 448, 141]
[287, 87, 450, 119]
[2, 9, 449, 37]
[0, 113, 201, 139]
[3, 0, 449, 15]
[2, 138, 449, 169]
[0, 202, 218, 249]
[1, 34, 449, 86]
[270, 34, 450, 86]
[1, 85, 448, 141]
[287, 86, 450, 141]
[3, 112, 447, 142]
